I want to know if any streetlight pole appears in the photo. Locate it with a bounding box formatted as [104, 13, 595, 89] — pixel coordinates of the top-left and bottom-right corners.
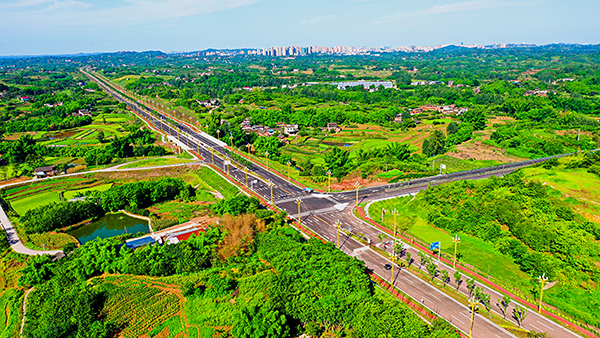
[265, 151, 269, 170]
[354, 182, 361, 207]
[247, 143, 251, 155]
[392, 208, 398, 236]
[287, 161, 291, 179]
[296, 197, 302, 223]
[216, 129, 220, 140]
[327, 170, 332, 193]
[335, 220, 341, 248]
[208, 147, 214, 165]
[538, 273, 548, 313]
[244, 168, 249, 187]
[468, 296, 478, 338]
[268, 180, 274, 205]
[230, 136, 233, 148]
[452, 234, 461, 268]
[225, 158, 230, 175]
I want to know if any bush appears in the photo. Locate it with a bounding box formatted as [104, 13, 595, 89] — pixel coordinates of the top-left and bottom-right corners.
[21, 201, 105, 234]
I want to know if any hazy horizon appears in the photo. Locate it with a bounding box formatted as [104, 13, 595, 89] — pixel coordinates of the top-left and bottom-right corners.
[1, 0, 599, 56]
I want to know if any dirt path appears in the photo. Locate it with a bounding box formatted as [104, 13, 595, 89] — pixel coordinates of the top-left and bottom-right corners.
[20, 288, 33, 338]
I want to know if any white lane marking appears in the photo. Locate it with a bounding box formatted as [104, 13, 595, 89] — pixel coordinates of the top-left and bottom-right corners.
[529, 324, 543, 332]
[537, 321, 555, 331]
[428, 293, 440, 301]
[451, 316, 465, 325]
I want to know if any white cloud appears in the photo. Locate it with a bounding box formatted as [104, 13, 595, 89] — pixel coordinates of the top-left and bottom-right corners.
[301, 14, 342, 25]
[376, 0, 540, 24]
[0, 0, 263, 29]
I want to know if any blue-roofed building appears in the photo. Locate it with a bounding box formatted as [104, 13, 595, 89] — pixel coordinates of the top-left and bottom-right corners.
[125, 236, 156, 250]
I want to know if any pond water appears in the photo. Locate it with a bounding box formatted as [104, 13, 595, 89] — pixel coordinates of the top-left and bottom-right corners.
[321, 141, 352, 147]
[68, 212, 149, 245]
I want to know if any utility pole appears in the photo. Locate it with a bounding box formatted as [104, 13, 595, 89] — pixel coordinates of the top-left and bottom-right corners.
[538, 273, 548, 313]
[327, 170, 332, 193]
[432, 159, 435, 171]
[452, 234, 461, 268]
[287, 161, 292, 179]
[354, 182, 361, 207]
[296, 197, 302, 223]
[335, 220, 341, 248]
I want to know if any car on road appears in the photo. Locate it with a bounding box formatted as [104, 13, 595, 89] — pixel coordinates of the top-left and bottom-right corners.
[384, 263, 392, 270]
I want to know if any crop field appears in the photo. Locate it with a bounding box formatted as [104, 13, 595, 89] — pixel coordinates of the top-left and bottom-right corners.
[26, 232, 78, 250]
[94, 275, 189, 338]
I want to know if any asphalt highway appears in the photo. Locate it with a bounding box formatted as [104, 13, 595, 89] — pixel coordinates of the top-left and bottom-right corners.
[83, 69, 584, 338]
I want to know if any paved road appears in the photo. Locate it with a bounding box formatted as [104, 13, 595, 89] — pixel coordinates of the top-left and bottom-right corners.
[0, 205, 61, 256]
[83, 69, 586, 338]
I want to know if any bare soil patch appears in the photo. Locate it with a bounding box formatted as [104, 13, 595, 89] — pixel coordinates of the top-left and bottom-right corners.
[447, 141, 525, 162]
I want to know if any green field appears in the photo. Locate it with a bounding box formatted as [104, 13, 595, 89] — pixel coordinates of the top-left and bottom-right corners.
[151, 201, 208, 223]
[120, 157, 194, 169]
[63, 183, 113, 200]
[369, 195, 533, 293]
[10, 191, 60, 215]
[196, 166, 240, 199]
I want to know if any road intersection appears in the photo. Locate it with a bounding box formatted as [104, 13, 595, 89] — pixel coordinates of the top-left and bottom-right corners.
[82, 69, 588, 338]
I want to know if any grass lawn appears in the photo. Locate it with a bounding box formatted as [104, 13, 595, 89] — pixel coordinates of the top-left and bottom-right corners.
[10, 191, 60, 215]
[370, 195, 533, 294]
[151, 201, 207, 223]
[120, 158, 194, 169]
[427, 155, 502, 173]
[196, 167, 240, 199]
[63, 183, 113, 200]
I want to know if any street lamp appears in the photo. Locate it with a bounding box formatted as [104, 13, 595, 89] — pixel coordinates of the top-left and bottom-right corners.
[225, 158, 230, 175]
[247, 143, 251, 154]
[392, 208, 399, 236]
[268, 180, 274, 205]
[208, 147, 215, 165]
[327, 170, 332, 193]
[468, 296, 478, 338]
[335, 219, 342, 248]
[265, 151, 269, 169]
[216, 129, 220, 140]
[230, 135, 233, 148]
[452, 234, 461, 268]
[287, 161, 292, 179]
[296, 197, 302, 223]
[354, 181, 361, 206]
[538, 273, 548, 313]
[244, 167, 250, 187]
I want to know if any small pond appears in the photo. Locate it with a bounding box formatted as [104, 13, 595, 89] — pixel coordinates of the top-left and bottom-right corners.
[68, 212, 149, 245]
[321, 141, 353, 147]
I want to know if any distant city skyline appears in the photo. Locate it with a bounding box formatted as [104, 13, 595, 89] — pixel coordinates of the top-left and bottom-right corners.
[1, 0, 599, 56]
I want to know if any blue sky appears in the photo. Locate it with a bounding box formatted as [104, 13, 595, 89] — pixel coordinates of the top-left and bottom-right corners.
[0, 0, 598, 56]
